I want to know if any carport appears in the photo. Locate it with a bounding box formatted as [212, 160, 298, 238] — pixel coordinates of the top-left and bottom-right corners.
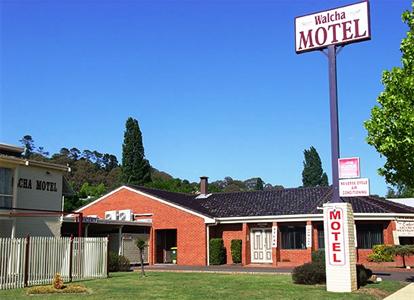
[62, 217, 151, 263]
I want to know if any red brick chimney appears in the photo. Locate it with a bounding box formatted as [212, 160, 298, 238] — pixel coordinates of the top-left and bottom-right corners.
[200, 176, 208, 195]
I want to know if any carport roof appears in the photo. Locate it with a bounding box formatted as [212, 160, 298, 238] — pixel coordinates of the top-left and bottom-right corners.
[127, 185, 414, 219]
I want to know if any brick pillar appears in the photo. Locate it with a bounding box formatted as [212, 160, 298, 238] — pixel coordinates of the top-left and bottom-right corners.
[313, 223, 319, 250]
[272, 222, 278, 267]
[242, 223, 250, 265]
[306, 221, 313, 263]
[385, 220, 398, 245]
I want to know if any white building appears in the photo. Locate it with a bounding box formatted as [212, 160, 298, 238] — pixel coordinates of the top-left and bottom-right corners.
[0, 143, 71, 237]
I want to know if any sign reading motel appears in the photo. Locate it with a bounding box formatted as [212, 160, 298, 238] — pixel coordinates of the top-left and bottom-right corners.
[326, 207, 346, 265]
[295, 1, 371, 53]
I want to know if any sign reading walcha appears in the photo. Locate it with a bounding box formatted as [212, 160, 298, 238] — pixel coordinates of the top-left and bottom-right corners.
[295, 1, 370, 53]
[295, 1, 371, 293]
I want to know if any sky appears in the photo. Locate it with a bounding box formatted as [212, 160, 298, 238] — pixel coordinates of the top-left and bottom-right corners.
[0, 0, 411, 196]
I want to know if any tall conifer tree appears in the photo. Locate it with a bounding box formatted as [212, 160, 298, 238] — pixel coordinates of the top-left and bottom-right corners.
[122, 117, 151, 185]
[301, 146, 329, 187]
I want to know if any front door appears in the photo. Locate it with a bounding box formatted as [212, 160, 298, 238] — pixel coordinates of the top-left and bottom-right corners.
[250, 228, 272, 263]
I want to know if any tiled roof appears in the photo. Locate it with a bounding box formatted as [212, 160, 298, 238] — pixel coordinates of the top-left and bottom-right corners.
[127, 185, 414, 218]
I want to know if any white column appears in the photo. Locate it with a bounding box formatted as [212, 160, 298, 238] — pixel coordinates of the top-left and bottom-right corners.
[323, 202, 357, 292]
[11, 167, 19, 238]
[118, 226, 123, 255]
[206, 225, 210, 266]
[84, 224, 90, 237]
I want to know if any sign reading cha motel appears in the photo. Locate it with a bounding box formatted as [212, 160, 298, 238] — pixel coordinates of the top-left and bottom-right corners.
[295, 1, 370, 53]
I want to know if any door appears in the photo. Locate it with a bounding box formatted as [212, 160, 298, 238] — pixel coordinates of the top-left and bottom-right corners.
[250, 229, 272, 263]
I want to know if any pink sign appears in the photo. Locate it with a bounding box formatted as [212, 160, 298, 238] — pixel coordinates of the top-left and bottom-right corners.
[338, 157, 360, 179]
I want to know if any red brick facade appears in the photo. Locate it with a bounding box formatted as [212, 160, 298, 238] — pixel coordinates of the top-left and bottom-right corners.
[78, 187, 413, 267]
[79, 187, 207, 266]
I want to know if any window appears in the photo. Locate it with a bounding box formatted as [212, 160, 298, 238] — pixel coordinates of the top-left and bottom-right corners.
[317, 227, 325, 249]
[0, 168, 13, 208]
[399, 237, 414, 245]
[280, 226, 306, 249]
[356, 224, 383, 249]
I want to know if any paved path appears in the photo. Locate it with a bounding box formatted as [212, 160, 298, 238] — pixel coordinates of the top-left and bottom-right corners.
[384, 283, 414, 300]
[136, 264, 414, 281]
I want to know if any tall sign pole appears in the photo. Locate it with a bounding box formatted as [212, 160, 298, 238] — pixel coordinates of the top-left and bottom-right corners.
[295, 1, 371, 292]
[328, 45, 341, 203]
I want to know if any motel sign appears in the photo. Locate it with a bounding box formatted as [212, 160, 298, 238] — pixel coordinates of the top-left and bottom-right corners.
[295, 0, 371, 293]
[326, 207, 346, 265]
[295, 1, 370, 53]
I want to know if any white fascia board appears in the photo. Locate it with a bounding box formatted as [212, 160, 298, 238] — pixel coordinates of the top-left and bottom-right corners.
[353, 213, 414, 220]
[73, 186, 216, 224]
[216, 213, 414, 224]
[216, 214, 324, 224]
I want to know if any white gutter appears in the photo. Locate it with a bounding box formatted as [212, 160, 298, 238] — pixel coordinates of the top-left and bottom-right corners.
[215, 213, 414, 224]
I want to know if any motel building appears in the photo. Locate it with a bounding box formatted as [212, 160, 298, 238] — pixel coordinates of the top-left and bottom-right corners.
[71, 177, 414, 267]
[0, 143, 73, 238]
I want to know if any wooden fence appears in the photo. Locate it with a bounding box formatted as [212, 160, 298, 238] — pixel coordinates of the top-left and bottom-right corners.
[0, 236, 108, 290]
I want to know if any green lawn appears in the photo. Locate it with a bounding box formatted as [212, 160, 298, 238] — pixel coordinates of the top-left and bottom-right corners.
[0, 271, 406, 300]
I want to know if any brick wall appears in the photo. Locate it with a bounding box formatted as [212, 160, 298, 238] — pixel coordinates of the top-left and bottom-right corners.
[210, 224, 243, 264]
[79, 187, 207, 266]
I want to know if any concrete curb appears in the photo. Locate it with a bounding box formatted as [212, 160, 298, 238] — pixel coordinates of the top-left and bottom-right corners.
[384, 283, 414, 300]
[135, 269, 291, 276]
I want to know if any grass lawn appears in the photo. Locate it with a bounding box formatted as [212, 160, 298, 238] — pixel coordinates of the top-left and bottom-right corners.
[0, 271, 406, 300]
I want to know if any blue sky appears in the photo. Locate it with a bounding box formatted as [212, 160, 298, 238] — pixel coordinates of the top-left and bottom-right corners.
[0, 0, 411, 196]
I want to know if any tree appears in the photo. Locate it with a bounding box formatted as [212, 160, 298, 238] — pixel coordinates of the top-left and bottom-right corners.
[135, 239, 147, 277]
[19, 135, 35, 158]
[386, 184, 414, 198]
[390, 245, 414, 268]
[121, 117, 151, 185]
[301, 146, 329, 187]
[365, 4, 414, 188]
[255, 178, 264, 191]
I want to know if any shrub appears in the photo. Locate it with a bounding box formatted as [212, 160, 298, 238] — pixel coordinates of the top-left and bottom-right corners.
[356, 264, 373, 288]
[118, 255, 131, 271]
[108, 251, 130, 272]
[367, 244, 394, 262]
[230, 239, 242, 264]
[108, 251, 120, 272]
[209, 238, 226, 265]
[311, 250, 325, 265]
[292, 262, 326, 285]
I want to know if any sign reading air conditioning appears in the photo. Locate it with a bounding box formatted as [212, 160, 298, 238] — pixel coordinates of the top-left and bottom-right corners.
[295, 1, 371, 53]
[326, 207, 346, 266]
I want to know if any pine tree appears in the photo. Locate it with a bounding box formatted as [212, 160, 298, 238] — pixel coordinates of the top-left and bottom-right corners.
[301, 146, 329, 187]
[121, 117, 151, 185]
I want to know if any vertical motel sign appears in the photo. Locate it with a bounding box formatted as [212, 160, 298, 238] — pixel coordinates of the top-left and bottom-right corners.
[295, 1, 370, 293]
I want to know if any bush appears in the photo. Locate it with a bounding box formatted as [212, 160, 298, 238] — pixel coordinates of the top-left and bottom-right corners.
[292, 262, 326, 285]
[368, 244, 394, 262]
[108, 251, 130, 272]
[356, 264, 373, 288]
[311, 250, 325, 265]
[209, 238, 226, 265]
[230, 240, 242, 264]
[118, 255, 131, 271]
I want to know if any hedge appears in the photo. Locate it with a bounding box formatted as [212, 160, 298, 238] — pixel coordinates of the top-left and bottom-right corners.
[230, 239, 242, 264]
[209, 238, 226, 265]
